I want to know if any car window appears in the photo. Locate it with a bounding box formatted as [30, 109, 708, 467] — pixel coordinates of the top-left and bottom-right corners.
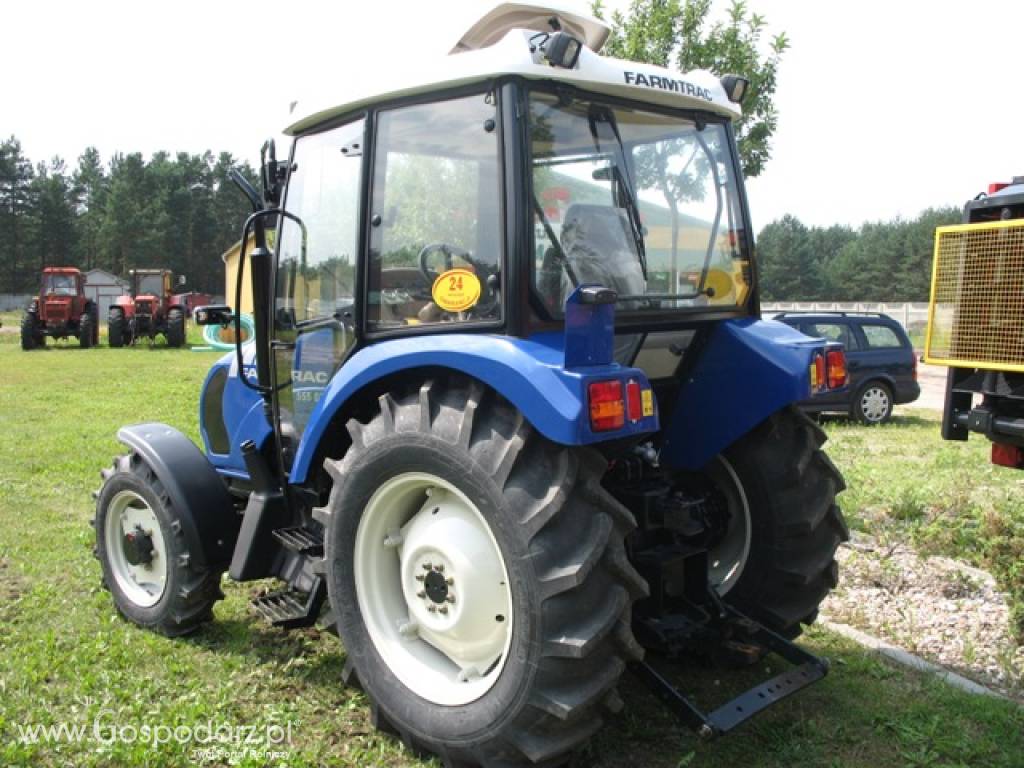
[803, 322, 859, 351]
[861, 324, 904, 349]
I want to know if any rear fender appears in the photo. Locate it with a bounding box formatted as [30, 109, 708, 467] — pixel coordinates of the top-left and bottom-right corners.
[113, 295, 134, 318]
[116, 423, 240, 567]
[288, 333, 658, 484]
[661, 318, 822, 470]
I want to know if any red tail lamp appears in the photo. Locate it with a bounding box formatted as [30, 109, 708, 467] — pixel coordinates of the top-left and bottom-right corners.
[811, 353, 826, 393]
[626, 379, 643, 423]
[991, 442, 1024, 468]
[826, 348, 847, 389]
[589, 380, 625, 432]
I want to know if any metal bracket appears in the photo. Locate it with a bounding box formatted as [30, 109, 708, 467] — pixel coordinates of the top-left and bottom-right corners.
[630, 603, 829, 739]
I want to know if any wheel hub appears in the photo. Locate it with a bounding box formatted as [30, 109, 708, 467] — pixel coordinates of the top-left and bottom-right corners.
[422, 568, 451, 605]
[122, 525, 155, 566]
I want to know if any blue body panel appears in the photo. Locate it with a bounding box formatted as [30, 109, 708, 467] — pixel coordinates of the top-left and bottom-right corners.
[199, 347, 270, 480]
[287, 333, 659, 484]
[660, 318, 820, 470]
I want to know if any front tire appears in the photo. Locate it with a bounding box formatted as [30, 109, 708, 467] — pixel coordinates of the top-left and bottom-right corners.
[317, 378, 646, 767]
[93, 453, 224, 636]
[79, 311, 94, 348]
[714, 406, 848, 638]
[166, 308, 185, 348]
[108, 309, 125, 347]
[20, 311, 39, 350]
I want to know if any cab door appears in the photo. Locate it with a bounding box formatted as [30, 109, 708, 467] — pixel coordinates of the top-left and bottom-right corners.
[271, 117, 366, 467]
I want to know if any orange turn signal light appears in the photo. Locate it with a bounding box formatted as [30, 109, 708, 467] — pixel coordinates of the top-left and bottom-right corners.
[589, 380, 625, 432]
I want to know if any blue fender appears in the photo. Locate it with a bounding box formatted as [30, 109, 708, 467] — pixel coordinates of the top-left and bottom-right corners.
[660, 318, 821, 470]
[288, 333, 658, 484]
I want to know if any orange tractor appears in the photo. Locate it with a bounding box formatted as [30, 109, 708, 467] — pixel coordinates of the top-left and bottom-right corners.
[108, 269, 187, 347]
[21, 267, 99, 350]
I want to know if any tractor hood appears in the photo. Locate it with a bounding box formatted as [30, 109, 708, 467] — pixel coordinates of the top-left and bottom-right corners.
[285, 6, 739, 135]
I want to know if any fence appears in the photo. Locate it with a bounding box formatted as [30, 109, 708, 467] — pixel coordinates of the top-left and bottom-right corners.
[0, 294, 32, 312]
[761, 301, 931, 335]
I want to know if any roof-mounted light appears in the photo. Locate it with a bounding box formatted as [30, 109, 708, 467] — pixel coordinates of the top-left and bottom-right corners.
[544, 30, 583, 69]
[720, 74, 750, 104]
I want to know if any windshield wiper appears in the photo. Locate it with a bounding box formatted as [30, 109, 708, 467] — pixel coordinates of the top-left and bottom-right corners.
[587, 107, 648, 279]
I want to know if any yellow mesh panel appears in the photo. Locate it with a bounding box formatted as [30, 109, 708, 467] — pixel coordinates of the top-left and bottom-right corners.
[926, 219, 1024, 372]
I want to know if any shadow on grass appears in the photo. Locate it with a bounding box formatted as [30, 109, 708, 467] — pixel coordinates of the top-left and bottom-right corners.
[818, 412, 934, 428]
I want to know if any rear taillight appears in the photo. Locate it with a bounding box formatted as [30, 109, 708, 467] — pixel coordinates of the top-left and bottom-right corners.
[826, 349, 847, 389]
[589, 380, 625, 432]
[991, 442, 1024, 468]
[810, 353, 825, 393]
[625, 380, 643, 423]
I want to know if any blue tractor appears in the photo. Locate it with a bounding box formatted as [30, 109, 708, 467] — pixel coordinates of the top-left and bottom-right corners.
[93, 5, 848, 765]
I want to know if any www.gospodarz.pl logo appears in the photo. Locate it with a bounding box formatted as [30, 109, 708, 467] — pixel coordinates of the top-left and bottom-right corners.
[14, 708, 295, 763]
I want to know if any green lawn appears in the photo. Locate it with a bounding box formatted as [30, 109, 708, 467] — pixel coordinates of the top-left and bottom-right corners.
[0, 341, 1021, 767]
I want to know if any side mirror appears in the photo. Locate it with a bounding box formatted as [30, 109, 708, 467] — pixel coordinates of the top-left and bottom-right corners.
[260, 138, 286, 207]
[194, 305, 234, 326]
[177, 275, 187, 286]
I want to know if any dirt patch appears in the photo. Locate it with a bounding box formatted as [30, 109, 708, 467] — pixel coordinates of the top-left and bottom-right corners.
[824, 535, 1024, 698]
[0, 556, 30, 614]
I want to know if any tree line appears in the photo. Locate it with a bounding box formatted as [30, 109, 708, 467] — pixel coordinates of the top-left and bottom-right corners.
[757, 207, 963, 302]
[0, 135, 258, 295]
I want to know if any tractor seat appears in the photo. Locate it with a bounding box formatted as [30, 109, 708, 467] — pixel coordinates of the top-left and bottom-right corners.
[559, 204, 646, 303]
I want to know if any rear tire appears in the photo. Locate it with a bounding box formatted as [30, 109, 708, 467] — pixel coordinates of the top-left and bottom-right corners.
[93, 453, 224, 636]
[317, 377, 646, 767]
[716, 406, 848, 638]
[79, 311, 94, 348]
[20, 311, 39, 351]
[166, 308, 185, 348]
[108, 310, 124, 347]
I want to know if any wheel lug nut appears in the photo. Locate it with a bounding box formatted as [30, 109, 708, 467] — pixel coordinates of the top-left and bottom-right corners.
[415, 574, 425, 582]
[427, 605, 437, 613]
[446, 577, 454, 586]
[422, 562, 432, 571]
[439, 605, 448, 615]
[417, 590, 426, 599]
[435, 564, 444, 573]
[446, 595, 455, 604]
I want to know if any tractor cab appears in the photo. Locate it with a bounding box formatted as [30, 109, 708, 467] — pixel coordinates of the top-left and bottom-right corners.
[96, 5, 849, 766]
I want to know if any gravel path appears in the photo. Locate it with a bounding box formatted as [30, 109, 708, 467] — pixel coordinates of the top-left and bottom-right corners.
[823, 534, 1024, 699]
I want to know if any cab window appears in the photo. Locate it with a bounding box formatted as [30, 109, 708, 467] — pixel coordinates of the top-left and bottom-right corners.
[367, 92, 502, 330]
[804, 322, 859, 350]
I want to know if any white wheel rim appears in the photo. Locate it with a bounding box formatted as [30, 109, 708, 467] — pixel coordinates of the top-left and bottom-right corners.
[354, 472, 513, 706]
[103, 490, 168, 608]
[861, 387, 890, 422]
[706, 456, 752, 596]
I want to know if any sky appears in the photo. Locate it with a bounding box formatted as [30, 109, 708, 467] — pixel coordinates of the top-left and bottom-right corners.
[6, 0, 1024, 232]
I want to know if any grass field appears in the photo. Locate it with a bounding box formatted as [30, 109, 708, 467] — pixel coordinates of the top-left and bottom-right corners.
[1, 337, 1022, 767]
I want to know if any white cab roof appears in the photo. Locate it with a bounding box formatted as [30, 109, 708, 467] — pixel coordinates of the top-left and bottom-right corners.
[284, 3, 740, 135]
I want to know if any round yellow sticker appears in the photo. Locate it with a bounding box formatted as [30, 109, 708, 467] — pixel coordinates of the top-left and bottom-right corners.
[432, 268, 481, 313]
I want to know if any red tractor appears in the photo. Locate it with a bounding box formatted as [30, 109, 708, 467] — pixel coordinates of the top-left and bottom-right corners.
[108, 269, 187, 348]
[21, 267, 99, 350]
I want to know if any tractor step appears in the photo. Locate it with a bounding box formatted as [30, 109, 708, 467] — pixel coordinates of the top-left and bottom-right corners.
[250, 576, 326, 629]
[272, 525, 324, 556]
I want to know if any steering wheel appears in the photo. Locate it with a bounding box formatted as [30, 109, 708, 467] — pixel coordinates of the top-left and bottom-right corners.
[417, 243, 472, 286]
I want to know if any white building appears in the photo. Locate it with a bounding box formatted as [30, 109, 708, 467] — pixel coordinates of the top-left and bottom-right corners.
[83, 269, 128, 319]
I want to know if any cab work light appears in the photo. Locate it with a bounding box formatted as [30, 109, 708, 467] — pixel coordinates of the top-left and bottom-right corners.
[589, 380, 625, 432]
[826, 349, 847, 389]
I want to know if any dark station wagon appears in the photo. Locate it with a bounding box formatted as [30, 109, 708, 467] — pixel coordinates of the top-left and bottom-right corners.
[775, 312, 920, 424]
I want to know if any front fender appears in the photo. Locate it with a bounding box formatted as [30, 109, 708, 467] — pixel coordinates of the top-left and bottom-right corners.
[289, 333, 658, 484]
[117, 423, 240, 567]
[661, 318, 822, 470]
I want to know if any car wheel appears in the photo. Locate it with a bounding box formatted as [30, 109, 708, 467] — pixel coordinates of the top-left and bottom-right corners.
[853, 381, 893, 425]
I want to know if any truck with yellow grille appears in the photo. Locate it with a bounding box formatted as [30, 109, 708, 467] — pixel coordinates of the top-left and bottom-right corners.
[925, 178, 1024, 467]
